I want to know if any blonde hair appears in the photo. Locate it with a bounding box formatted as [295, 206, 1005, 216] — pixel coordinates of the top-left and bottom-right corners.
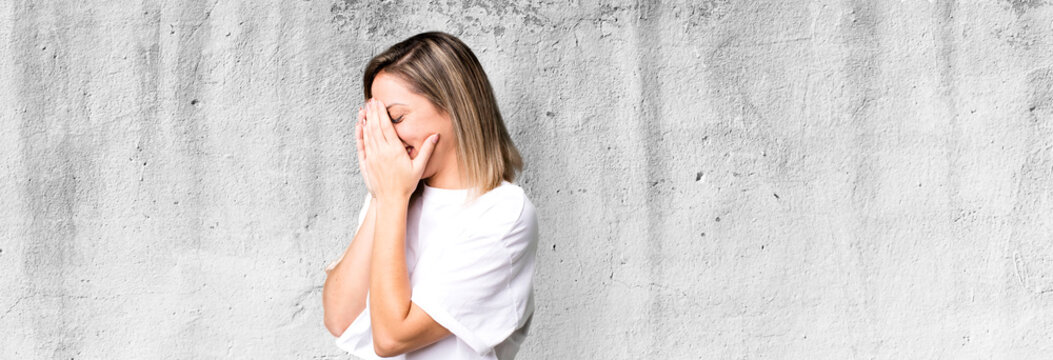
[363, 32, 522, 199]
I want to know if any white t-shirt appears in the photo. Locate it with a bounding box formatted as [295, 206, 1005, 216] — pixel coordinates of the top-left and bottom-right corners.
[330, 181, 539, 360]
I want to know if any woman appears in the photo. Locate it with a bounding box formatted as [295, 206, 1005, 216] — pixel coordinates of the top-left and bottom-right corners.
[322, 32, 539, 360]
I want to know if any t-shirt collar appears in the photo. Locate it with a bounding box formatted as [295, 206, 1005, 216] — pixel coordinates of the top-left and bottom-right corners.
[422, 182, 469, 203]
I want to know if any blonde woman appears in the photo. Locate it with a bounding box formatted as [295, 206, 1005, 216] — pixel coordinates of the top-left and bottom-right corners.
[322, 32, 539, 360]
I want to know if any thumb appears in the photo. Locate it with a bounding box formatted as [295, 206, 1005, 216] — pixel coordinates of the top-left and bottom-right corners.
[412, 133, 440, 176]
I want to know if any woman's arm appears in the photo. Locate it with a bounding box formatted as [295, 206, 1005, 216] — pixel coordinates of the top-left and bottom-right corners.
[361, 98, 450, 357]
[369, 196, 451, 357]
[322, 198, 377, 337]
[323, 104, 378, 337]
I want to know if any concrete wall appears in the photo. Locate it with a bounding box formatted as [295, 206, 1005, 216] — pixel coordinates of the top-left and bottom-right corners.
[2, 0, 1052, 358]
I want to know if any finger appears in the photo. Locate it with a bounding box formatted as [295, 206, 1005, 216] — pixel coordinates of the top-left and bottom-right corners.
[412, 133, 440, 176]
[356, 107, 365, 145]
[374, 98, 399, 141]
[356, 118, 367, 164]
[365, 100, 380, 151]
[360, 107, 372, 154]
[367, 98, 387, 144]
[364, 119, 377, 156]
[359, 106, 367, 131]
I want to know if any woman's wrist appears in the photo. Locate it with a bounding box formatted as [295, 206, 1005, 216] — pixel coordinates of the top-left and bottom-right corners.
[375, 193, 410, 208]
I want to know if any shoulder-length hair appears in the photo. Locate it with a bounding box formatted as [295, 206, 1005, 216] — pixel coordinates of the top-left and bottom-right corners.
[363, 31, 522, 198]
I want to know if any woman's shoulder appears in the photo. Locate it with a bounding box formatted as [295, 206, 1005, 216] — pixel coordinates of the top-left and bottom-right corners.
[480, 180, 529, 202]
[465, 181, 537, 236]
[478, 180, 534, 212]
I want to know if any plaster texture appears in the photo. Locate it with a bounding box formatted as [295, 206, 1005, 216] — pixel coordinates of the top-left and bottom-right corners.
[3, 0, 1053, 359]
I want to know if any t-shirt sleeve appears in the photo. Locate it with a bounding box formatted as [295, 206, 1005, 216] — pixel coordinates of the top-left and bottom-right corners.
[409, 190, 539, 356]
[325, 193, 372, 273]
[355, 194, 372, 231]
[334, 296, 394, 359]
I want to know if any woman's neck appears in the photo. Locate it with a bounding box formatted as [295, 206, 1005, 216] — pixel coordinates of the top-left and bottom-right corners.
[424, 154, 466, 190]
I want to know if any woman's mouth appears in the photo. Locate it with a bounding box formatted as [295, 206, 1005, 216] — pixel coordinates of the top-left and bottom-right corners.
[405, 145, 414, 157]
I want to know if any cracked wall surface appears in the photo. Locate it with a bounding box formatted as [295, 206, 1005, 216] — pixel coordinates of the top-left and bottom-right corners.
[2, 0, 1053, 359]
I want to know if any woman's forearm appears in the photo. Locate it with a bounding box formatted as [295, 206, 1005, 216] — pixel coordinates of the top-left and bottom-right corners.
[367, 194, 451, 357]
[323, 198, 377, 337]
[369, 195, 413, 340]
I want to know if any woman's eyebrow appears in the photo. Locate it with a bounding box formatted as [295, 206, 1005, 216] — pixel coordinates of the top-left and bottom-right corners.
[385, 103, 407, 110]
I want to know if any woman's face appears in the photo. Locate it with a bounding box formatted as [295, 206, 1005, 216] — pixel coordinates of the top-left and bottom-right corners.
[369, 70, 456, 181]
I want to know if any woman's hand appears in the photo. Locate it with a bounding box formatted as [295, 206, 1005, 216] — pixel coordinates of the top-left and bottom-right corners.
[362, 98, 439, 204]
[355, 106, 376, 198]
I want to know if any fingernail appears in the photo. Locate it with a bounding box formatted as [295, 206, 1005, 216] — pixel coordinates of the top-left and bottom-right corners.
[430, 134, 439, 144]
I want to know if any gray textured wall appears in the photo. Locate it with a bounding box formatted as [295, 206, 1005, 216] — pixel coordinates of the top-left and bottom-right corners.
[2, 0, 1053, 358]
